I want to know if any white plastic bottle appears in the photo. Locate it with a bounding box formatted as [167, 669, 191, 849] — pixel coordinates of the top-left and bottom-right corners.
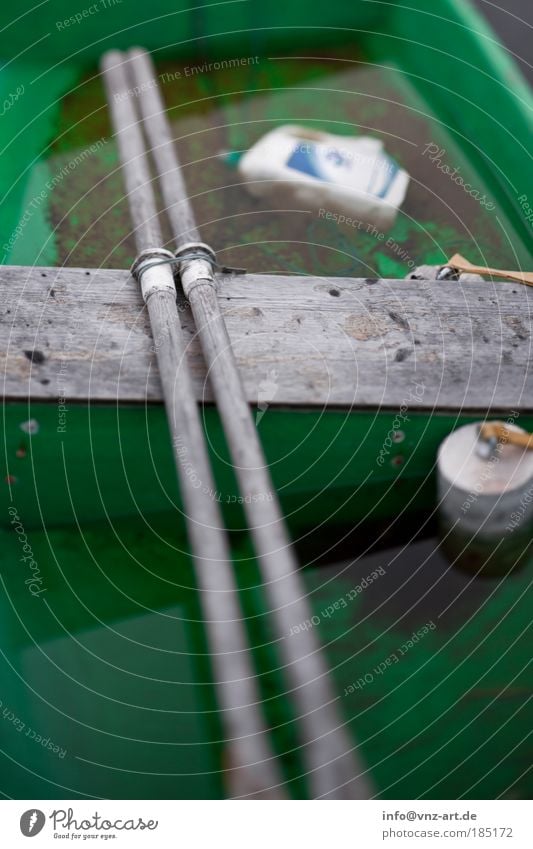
[230, 125, 409, 232]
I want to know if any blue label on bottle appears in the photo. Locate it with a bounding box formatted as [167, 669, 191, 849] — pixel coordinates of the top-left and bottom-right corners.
[286, 143, 323, 179]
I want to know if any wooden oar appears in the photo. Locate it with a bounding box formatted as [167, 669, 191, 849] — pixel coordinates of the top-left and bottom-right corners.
[100, 50, 287, 799]
[125, 46, 372, 799]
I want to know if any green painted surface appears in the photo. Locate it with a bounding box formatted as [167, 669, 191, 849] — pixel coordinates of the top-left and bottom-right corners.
[0, 514, 222, 799]
[371, 0, 533, 249]
[0, 63, 79, 265]
[5, 403, 532, 531]
[2, 404, 532, 798]
[1, 515, 531, 799]
[307, 548, 533, 800]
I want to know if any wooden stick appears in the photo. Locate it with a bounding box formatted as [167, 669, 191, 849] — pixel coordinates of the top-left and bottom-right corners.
[126, 46, 372, 799]
[100, 49, 287, 799]
[480, 422, 533, 451]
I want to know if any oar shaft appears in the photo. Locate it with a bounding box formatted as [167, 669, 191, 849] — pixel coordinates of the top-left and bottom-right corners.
[127, 47, 372, 799]
[101, 50, 286, 799]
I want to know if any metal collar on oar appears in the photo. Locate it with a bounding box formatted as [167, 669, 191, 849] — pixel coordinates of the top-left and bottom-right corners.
[436, 265, 461, 281]
[130, 248, 177, 302]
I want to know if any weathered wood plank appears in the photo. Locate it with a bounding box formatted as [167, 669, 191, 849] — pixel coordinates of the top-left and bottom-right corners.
[1, 265, 531, 410]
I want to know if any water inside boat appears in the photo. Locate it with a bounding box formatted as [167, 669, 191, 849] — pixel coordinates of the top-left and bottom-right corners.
[2, 506, 531, 800]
